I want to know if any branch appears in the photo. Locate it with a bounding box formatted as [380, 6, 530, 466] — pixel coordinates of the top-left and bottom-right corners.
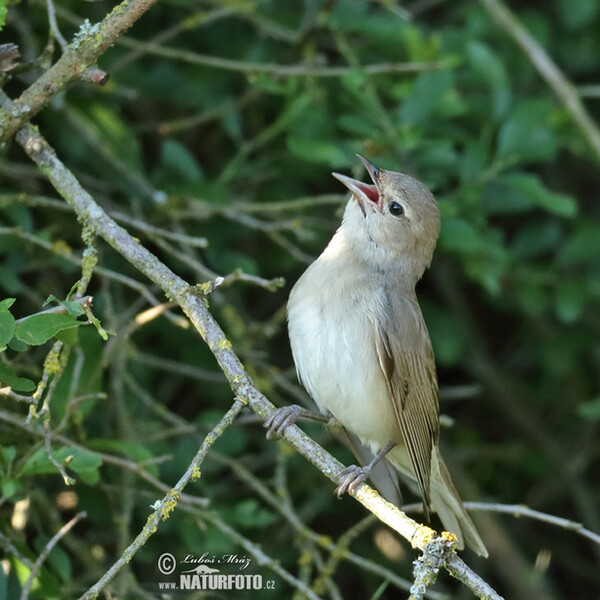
[116, 36, 442, 77]
[2, 92, 503, 599]
[79, 398, 246, 600]
[464, 502, 600, 547]
[0, 0, 160, 144]
[20, 511, 86, 600]
[479, 0, 600, 163]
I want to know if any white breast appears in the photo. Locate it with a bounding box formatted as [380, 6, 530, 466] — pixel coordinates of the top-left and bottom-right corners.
[287, 233, 401, 451]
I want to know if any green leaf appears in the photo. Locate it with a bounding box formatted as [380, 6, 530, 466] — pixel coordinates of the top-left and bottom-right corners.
[466, 41, 511, 120]
[86, 439, 158, 475]
[0, 3, 7, 31]
[0, 264, 22, 294]
[56, 326, 79, 345]
[554, 280, 585, 323]
[438, 218, 481, 252]
[557, 0, 599, 29]
[0, 309, 15, 347]
[500, 173, 577, 217]
[578, 398, 600, 420]
[1, 446, 16, 464]
[44, 295, 85, 316]
[0, 361, 35, 392]
[422, 302, 465, 366]
[1, 478, 21, 499]
[8, 337, 28, 352]
[160, 139, 203, 182]
[557, 222, 600, 265]
[19, 447, 102, 484]
[0, 298, 15, 310]
[511, 220, 563, 258]
[15, 313, 83, 346]
[286, 137, 349, 167]
[399, 70, 455, 125]
[496, 100, 559, 162]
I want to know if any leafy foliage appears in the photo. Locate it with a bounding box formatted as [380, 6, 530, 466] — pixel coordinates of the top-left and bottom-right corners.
[1, 1, 599, 599]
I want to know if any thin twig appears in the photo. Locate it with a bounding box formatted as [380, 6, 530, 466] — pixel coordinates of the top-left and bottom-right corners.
[464, 502, 600, 547]
[20, 511, 86, 600]
[44, 0, 68, 51]
[116, 37, 441, 77]
[0, 408, 209, 507]
[79, 398, 246, 600]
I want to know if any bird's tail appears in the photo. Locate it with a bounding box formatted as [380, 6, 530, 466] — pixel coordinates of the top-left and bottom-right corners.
[430, 448, 488, 557]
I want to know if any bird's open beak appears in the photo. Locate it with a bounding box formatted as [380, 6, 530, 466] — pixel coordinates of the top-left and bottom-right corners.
[332, 155, 381, 215]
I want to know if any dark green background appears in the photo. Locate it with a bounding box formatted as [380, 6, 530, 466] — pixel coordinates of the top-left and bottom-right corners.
[1, 1, 599, 598]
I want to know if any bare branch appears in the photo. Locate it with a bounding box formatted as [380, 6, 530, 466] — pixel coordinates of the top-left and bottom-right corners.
[0, 0, 161, 144]
[20, 511, 86, 600]
[79, 398, 246, 600]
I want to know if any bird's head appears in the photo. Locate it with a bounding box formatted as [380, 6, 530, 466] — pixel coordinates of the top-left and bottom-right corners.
[332, 155, 440, 283]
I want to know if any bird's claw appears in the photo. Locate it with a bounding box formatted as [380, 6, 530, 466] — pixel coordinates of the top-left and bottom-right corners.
[334, 464, 370, 498]
[264, 405, 304, 439]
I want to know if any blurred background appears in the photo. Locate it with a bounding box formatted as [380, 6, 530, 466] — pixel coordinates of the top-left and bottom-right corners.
[1, 0, 599, 598]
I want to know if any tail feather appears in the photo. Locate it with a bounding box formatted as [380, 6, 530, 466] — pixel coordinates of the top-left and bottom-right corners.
[387, 445, 488, 557]
[431, 449, 488, 557]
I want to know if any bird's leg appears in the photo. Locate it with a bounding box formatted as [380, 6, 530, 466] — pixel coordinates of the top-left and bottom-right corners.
[334, 441, 397, 497]
[264, 405, 331, 439]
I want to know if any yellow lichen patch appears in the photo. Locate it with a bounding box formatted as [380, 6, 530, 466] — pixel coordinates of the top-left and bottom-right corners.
[44, 347, 63, 375]
[412, 523, 437, 549]
[52, 240, 72, 256]
[440, 530, 458, 549]
[218, 338, 232, 350]
[161, 491, 180, 521]
[191, 466, 202, 481]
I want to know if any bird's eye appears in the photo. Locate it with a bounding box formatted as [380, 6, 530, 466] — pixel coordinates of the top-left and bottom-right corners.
[388, 201, 404, 217]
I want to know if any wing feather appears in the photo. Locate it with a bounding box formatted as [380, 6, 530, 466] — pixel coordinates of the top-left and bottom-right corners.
[374, 294, 439, 519]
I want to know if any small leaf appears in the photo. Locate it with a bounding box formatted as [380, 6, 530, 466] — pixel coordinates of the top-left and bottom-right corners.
[0, 298, 15, 310]
[555, 280, 585, 323]
[438, 218, 481, 252]
[0, 309, 15, 347]
[8, 337, 28, 352]
[19, 446, 102, 481]
[500, 173, 577, 217]
[0, 361, 35, 392]
[557, 223, 600, 266]
[578, 398, 600, 420]
[15, 313, 83, 346]
[399, 70, 455, 125]
[496, 100, 559, 162]
[160, 139, 203, 182]
[1, 445, 16, 463]
[466, 41, 511, 120]
[44, 294, 85, 316]
[286, 137, 348, 167]
[1, 478, 21, 499]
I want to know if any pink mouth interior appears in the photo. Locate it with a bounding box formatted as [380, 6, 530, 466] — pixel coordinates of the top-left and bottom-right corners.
[358, 183, 379, 204]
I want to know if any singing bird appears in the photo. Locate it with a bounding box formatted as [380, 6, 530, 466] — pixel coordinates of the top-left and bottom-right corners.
[266, 155, 487, 556]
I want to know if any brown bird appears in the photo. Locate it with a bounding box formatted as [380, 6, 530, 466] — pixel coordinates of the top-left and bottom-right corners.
[266, 155, 487, 556]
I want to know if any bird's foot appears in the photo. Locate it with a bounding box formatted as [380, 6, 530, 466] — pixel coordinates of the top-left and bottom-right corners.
[264, 405, 305, 439]
[334, 464, 371, 498]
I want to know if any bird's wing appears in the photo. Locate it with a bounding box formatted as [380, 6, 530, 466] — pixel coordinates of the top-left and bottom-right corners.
[374, 294, 439, 518]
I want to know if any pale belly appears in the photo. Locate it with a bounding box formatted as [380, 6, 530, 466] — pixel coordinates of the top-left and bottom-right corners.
[288, 274, 401, 451]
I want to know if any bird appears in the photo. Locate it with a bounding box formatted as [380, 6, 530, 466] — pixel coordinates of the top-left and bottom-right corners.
[265, 155, 487, 557]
